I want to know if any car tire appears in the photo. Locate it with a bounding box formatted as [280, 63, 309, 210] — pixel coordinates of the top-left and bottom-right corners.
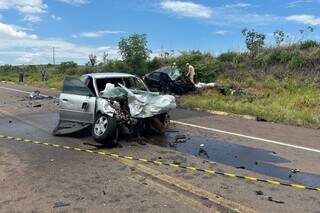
[92, 114, 117, 143]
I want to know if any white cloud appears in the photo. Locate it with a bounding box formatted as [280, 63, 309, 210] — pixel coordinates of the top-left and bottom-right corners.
[0, 0, 47, 14]
[23, 15, 42, 23]
[0, 0, 47, 24]
[0, 22, 38, 39]
[159, 1, 281, 26]
[160, 0, 213, 19]
[0, 21, 120, 65]
[224, 3, 251, 8]
[214, 30, 230, 35]
[51, 15, 62, 21]
[56, 0, 90, 5]
[286, 14, 320, 26]
[287, 0, 313, 8]
[77, 30, 125, 38]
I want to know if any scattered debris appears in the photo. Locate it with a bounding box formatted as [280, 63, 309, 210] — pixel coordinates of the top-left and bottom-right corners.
[175, 134, 187, 143]
[255, 190, 264, 196]
[257, 117, 267, 122]
[289, 169, 300, 178]
[33, 104, 42, 108]
[198, 144, 209, 158]
[291, 169, 300, 174]
[29, 90, 53, 100]
[29, 90, 41, 99]
[195, 82, 216, 89]
[267, 196, 285, 204]
[218, 86, 227, 96]
[53, 201, 70, 208]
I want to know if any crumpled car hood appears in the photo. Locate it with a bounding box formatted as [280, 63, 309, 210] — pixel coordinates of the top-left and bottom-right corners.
[98, 83, 176, 118]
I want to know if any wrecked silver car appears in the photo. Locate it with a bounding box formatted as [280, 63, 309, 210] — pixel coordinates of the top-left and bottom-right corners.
[53, 73, 176, 143]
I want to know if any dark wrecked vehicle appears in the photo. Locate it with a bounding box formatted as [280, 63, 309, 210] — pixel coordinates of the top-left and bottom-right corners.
[53, 73, 176, 144]
[144, 66, 195, 95]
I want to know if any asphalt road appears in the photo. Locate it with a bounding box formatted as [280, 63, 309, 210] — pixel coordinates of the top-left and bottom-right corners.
[0, 82, 319, 213]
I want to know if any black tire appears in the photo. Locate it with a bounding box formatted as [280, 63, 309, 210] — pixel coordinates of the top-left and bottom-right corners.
[92, 114, 117, 143]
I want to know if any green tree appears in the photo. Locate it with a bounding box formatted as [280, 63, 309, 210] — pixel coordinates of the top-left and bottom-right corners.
[241, 28, 266, 55]
[273, 30, 285, 46]
[118, 33, 151, 76]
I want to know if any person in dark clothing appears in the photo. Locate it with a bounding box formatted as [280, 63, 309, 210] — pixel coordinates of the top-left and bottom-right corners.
[40, 66, 48, 81]
[19, 70, 24, 83]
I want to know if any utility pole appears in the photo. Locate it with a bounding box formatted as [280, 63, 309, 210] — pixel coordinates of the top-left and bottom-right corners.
[52, 47, 55, 65]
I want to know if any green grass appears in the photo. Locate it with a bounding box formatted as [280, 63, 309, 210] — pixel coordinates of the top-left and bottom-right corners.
[0, 68, 73, 90]
[178, 78, 320, 128]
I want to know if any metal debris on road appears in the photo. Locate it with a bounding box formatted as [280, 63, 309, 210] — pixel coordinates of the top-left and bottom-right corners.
[29, 90, 42, 99]
[33, 104, 42, 108]
[175, 134, 187, 143]
[267, 197, 285, 204]
[29, 90, 53, 100]
[53, 201, 70, 208]
[1, 134, 320, 192]
[255, 190, 264, 196]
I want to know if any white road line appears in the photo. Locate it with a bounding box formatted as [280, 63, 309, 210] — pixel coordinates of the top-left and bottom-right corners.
[2, 85, 320, 154]
[171, 120, 320, 154]
[0, 86, 30, 94]
[0, 86, 50, 98]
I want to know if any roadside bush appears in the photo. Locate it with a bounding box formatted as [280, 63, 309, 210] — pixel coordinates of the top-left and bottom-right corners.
[253, 55, 267, 68]
[59, 61, 78, 71]
[300, 40, 319, 49]
[264, 47, 301, 66]
[288, 55, 305, 70]
[217, 51, 242, 63]
[176, 51, 223, 82]
[101, 60, 131, 73]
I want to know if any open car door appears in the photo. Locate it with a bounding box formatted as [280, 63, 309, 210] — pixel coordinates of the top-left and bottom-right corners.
[59, 77, 96, 123]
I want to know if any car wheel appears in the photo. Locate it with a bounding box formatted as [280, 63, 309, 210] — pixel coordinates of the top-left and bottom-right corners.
[92, 114, 117, 143]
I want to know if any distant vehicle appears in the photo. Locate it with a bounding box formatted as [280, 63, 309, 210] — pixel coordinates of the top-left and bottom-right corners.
[54, 73, 176, 143]
[144, 66, 196, 95]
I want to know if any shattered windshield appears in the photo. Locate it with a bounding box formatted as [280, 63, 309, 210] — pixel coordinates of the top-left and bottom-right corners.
[124, 77, 148, 92]
[96, 76, 149, 97]
[168, 69, 181, 81]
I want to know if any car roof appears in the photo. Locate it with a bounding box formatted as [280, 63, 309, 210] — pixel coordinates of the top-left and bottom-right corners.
[151, 66, 174, 75]
[82, 72, 136, 79]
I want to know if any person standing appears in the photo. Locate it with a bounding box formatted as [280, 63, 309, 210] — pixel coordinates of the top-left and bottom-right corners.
[18, 68, 24, 83]
[40, 66, 48, 81]
[185, 63, 195, 84]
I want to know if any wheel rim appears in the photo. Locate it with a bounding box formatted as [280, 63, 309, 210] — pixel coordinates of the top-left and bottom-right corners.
[94, 116, 108, 136]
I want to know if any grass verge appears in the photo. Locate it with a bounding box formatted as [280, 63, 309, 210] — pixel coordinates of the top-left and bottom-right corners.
[178, 78, 320, 128]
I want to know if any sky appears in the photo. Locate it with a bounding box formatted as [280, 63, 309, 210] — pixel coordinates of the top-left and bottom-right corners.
[0, 0, 319, 65]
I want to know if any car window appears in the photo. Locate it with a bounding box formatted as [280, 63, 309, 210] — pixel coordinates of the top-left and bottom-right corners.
[63, 77, 93, 96]
[149, 72, 161, 81]
[96, 77, 125, 92]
